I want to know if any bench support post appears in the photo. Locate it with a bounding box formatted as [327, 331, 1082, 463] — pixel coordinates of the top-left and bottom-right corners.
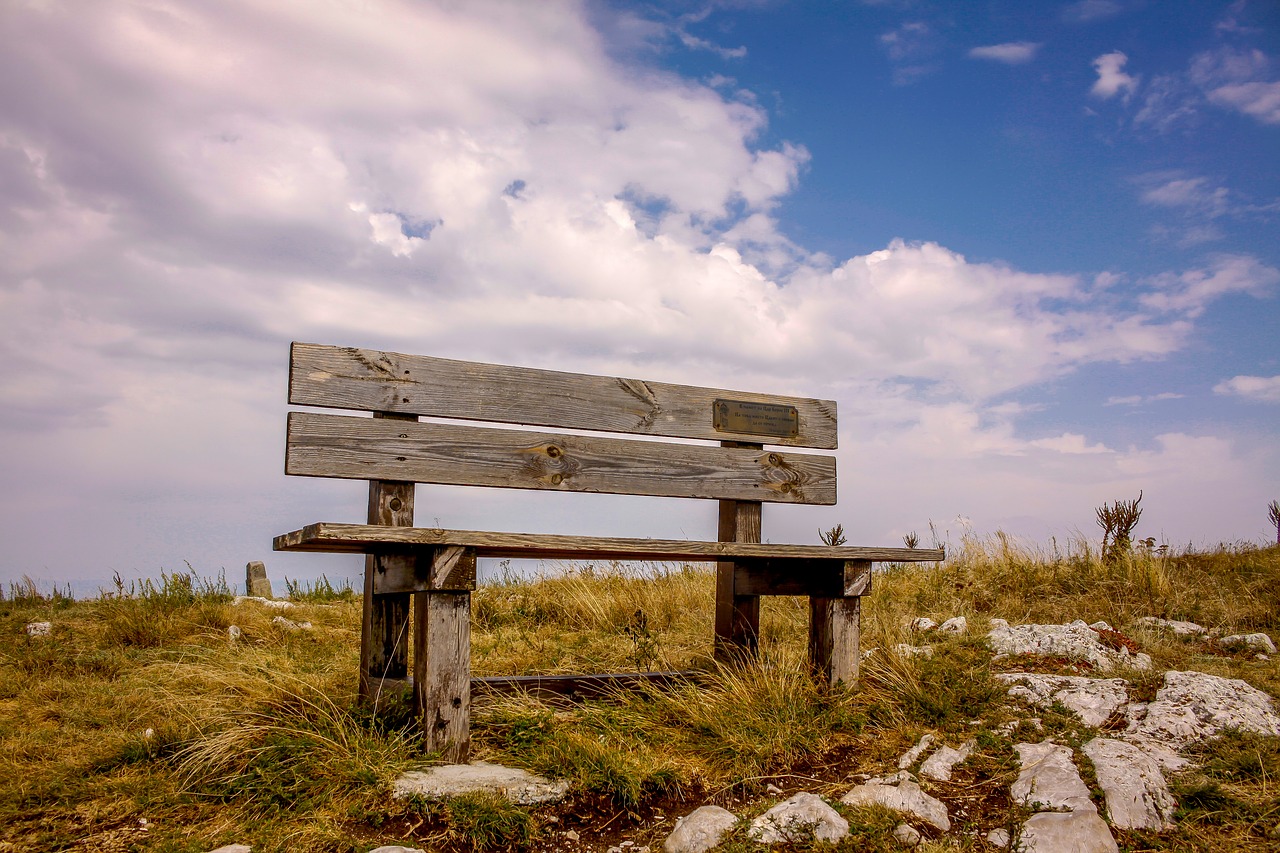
[414, 587, 471, 762]
[359, 413, 416, 706]
[809, 596, 861, 685]
[715, 484, 762, 662]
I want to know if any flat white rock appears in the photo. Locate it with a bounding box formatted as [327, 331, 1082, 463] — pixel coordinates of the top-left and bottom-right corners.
[1123, 670, 1280, 749]
[910, 617, 937, 632]
[392, 761, 569, 805]
[988, 620, 1150, 671]
[919, 740, 974, 782]
[1011, 742, 1095, 813]
[997, 673, 1129, 728]
[368, 848, 427, 853]
[206, 846, 251, 853]
[664, 805, 737, 853]
[897, 734, 936, 769]
[1015, 811, 1118, 852]
[893, 822, 922, 847]
[24, 622, 53, 637]
[1081, 738, 1176, 831]
[748, 792, 849, 845]
[841, 779, 950, 832]
[1220, 633, 1278, 654]
[939, 616, 968, 635]
[1134, 616, 1207, 637]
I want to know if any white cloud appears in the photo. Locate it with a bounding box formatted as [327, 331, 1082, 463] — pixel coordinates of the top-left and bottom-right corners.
[1092, 51, 1139, 100]
[968, 42, 1041, 65]
[1105, 392, 1185, 406]
[1138, 175, 1229, 217]
[1062, 1, 1124, 24]
[1213, 375, 1280, 403]
[1030, 433, 1112, 454]
[1191, 47, 1280, 125]
[1139, 255, 1280, 317]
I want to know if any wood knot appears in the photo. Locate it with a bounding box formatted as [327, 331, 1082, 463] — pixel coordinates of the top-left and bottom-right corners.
[546, 445, 563, 459]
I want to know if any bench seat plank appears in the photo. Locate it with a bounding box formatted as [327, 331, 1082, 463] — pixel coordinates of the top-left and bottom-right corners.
[274, 522, 945, 563]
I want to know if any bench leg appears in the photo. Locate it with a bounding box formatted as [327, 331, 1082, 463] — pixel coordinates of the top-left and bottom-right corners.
[714, 496, 761, 663]
[360, 468, 415, 705]
[414, 590, 471, 763]
[809, 596, 861, 685]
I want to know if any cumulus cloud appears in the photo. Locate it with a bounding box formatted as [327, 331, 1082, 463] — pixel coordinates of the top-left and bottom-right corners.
[1092, 51, 1139, 100]
[1214, 375, 1280, 403]
[968, 42, 1041, 64]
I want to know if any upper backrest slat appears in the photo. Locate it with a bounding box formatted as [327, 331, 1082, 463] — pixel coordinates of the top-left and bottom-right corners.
[286, 412, 836, 504]
[290, 343, 837, 449]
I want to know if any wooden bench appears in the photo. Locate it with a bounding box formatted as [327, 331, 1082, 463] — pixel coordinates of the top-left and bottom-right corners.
[274, 342, 943, 761]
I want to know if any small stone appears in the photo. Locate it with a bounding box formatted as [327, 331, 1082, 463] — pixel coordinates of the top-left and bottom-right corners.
[271, 615, 312, 631]
[608, 846, 621, 853]
[24, 621, 52, 637]
[663, 805, 736, 853]
[227, 625, 242, 643]
[1221, 633, 1278, 655]
[246, 560, 273, 599]
[367, 847, 427, 853]
[1089, 621, 1113, 631]
[897, 734, 936, 769]
[841, 779, 950, 832]
[765, 783, 783, 795]
[894, 643, 933, 658]
[1134, 616, 1207, 637]
[749, 792, 849, 845]
[564, 829, 580, 841]
[620, 842, 635, 849]
[893, 822, 921, 847]
[939, 616, 968, 635]
[1259, 654, 1271, 661]
[919, 739, 975, 782]
[987, 827, 1010, 848]
[910, 617, 937, 632]
[143, 728, 155, 740]
[206, 846, 252, 853]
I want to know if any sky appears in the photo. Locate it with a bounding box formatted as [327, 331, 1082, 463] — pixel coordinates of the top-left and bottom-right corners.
[1, 0, 1278, 595]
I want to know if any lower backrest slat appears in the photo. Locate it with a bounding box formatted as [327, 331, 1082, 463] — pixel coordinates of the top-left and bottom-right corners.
[286, 412, 836, 505]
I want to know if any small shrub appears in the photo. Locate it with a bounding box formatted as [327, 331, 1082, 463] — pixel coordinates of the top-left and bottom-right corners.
[444, 791, 537, 850]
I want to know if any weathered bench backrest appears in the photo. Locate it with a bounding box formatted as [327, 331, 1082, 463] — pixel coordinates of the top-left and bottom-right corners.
[286, 343, 838, 504]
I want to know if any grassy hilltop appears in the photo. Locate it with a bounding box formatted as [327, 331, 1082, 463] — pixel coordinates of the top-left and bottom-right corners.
[2, 537, 1280, 852]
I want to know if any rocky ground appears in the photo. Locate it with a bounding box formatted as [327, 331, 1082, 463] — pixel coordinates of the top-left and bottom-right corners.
[71, 615, 1280, 853]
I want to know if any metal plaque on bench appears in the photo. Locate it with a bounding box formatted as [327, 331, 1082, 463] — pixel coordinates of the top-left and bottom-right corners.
[713, 399, 799, 439]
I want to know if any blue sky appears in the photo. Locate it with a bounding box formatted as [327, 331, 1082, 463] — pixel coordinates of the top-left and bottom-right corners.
[1, 0, 1277, 593]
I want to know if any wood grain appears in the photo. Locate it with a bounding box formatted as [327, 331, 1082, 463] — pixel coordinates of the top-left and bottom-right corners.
[274, 522, 946, 563]
[289, 342, 838, 449]
[810, 596, 861, 686]
[359, 413, 416, 704]
[414, 591, 471, 762]
[286, 412, 836, 504]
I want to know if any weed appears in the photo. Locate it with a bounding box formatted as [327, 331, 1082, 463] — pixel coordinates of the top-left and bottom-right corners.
[1096, 491, 1144, 565]
[443, 791, 538, 849]
[285, 573, 358, 603]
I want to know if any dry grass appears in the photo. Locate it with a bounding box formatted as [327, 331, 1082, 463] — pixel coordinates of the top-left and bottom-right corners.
[1, 541, 1278, 851]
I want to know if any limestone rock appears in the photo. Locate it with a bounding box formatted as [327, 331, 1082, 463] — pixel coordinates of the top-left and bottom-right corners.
[271, 615, 312, 631]
[663, 805, 736, 853]
[206, 846, 251, 853]
[1134, 616, 1207, 637]
[988, 620, 1150, 671]
[919, 739, 974, 782]
[392, 761, 569, 805]
[748, 793, 848, 845]
[1011, 742, 1094, 813]
[997, 674, 1129, 728]
[1220, 633, 1278, 655]
[367, 848, 426, 853]
[841, 779, 950, 832]
[939, 616, 967, 635]
[245, 561, 273, 599]
[232, 596, 294, 610]
[894, 643, 933, 658]
[227, 625, 242, 643]
[893, 822, 921, 847]
[987, 827, 1011, 848]
[24, 621, 52, 637]
[1081, 738, 1176, 831]
[910, 617, 937, 633]
[1123, 670, 1280, 749]
[897, 734, 936, 769]
[1015, 811, 1118, 852]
